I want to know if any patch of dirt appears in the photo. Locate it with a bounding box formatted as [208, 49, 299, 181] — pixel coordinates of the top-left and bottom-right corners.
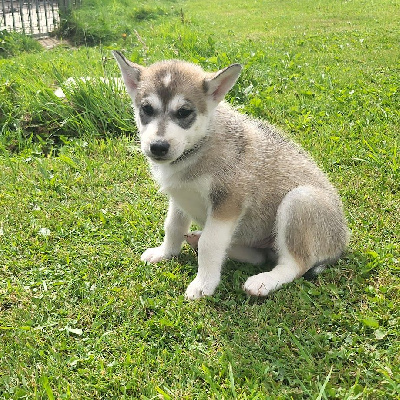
[37, 37, 73, 50]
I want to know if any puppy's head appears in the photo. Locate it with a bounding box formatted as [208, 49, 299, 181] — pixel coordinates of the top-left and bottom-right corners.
[113, 51, 241, 164]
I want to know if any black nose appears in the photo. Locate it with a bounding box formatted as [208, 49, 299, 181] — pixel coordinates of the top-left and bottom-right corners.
[150, 140, 170, 157]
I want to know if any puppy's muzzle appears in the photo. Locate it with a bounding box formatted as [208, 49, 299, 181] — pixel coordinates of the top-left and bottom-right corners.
[150, 140, 170, 158]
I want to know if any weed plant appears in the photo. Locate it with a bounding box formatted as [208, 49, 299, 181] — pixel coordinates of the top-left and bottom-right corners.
[0, 30, 43, 59]
[0, 0, 399, 398]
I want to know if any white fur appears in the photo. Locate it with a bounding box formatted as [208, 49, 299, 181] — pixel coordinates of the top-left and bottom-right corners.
[243, 211, 301, 295]
[141, 94, 162, 111]
[141, 200, 191, 262]
[185, 218, 237, 299]
[168, 94, 186, 111]
[165, 179, 211, 225]
[162, 73, 172, 87]
[112, 53, 349, 300]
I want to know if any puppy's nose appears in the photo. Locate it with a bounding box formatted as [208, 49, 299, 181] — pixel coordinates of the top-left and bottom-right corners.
[150, 140, 170, 157]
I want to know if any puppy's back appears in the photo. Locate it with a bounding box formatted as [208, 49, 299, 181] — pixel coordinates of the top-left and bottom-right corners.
[198, 102, 344, 244]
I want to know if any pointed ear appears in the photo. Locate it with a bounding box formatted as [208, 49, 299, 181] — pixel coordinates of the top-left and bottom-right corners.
[204, 63, 242, 104]
[112, 51, 143, 98]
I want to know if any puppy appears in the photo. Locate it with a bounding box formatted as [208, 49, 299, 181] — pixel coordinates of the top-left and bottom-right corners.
[113, 51, 349, 299]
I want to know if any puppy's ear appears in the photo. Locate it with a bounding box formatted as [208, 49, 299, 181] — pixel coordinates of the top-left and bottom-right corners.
[204, 64, 242, 104]
[112, 51, 143, 99]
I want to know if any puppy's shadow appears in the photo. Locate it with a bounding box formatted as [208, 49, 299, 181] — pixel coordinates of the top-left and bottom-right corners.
[175, 246, 199, 270]
[177, 245, 275, 274]
[180, 248, 365, 305]
[176, 246, 367, 305]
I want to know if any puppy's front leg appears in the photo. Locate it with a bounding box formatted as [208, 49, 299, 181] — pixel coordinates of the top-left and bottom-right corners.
[141, 200, 191, 263]
[185, 217, 237, 300]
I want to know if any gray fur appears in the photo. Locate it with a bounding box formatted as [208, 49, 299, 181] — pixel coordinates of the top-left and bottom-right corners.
[113, 51, 349, 299]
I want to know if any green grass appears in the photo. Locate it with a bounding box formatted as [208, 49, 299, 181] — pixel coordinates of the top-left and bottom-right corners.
[0, 0, 399, 398]
[0, 30, 43, 59]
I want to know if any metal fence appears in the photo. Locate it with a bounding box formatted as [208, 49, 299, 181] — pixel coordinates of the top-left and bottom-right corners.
[0, 0, 81, 37]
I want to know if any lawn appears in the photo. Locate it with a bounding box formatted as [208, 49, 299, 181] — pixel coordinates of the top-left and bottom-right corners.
[0, 0, 399, 398]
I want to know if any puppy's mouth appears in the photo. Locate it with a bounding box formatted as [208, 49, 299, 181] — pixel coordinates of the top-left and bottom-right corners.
[146, 137, 208, 165]
[148, 155, 173, 163]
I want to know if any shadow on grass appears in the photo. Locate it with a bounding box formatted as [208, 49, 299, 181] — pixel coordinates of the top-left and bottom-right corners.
[177, 246, 373, 304]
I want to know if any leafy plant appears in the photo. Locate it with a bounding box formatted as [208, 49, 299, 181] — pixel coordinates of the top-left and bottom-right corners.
[0, 29, 43, 58]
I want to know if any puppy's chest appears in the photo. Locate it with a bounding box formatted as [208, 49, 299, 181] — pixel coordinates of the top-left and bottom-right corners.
[165, 179, 211, 225]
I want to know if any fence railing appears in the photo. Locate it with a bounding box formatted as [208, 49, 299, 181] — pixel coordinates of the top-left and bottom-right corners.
[0, 0, 81, 37]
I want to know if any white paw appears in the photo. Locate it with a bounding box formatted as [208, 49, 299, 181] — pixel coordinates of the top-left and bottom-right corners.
[243, 272, 280, 296]
[141, 246, 170, 263]
[184, 230, 202, 249]
[185, 276, 218, 300]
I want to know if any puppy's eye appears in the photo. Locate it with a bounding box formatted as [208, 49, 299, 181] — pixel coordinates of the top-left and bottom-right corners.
[141, 104, 154, 117]
[176, 107, 193, 119]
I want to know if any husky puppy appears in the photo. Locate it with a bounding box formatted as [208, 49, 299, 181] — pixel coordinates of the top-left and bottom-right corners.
[113, 51, 349, 300]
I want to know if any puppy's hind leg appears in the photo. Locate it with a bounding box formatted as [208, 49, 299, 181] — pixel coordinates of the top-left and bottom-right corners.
[227, 245, 267, 265]
[244, 185, 348, 296]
